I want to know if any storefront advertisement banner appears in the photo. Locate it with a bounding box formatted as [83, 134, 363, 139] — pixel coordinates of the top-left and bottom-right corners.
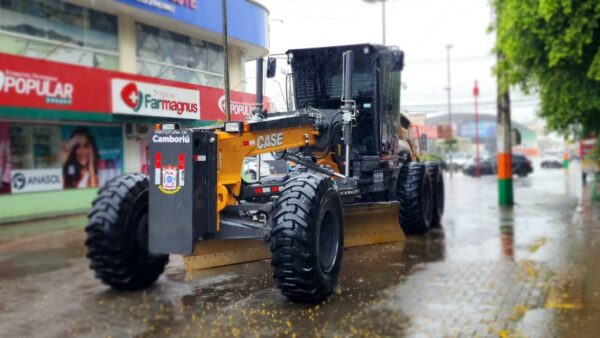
[0, 53, 267, 122]
[112, 79, 201, 120]
[61, 125, 123, 189]
[11, 168, 63, 194]
[0, 53, 110, 113]
[201, 86, 270, 122]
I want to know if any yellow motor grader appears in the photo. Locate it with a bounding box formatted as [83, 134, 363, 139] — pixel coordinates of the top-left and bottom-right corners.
[85, 44, 444, 302]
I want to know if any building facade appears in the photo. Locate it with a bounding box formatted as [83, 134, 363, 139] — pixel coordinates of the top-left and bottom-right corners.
[425, 113, 539, 156]
[0, 0, 269, 221]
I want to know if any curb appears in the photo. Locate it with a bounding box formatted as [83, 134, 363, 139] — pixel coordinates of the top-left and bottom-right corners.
[0, 209, 89, 226]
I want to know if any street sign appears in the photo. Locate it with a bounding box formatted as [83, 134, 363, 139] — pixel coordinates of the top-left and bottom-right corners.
[437, 124, 453, 140]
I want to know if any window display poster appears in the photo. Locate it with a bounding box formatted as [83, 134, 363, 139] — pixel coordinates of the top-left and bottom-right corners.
[61, 126, 123, 189]
[0, 122, 10, 193]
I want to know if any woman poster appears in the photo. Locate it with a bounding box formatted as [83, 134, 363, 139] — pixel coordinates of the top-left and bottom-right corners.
[62, 126, 100, 189]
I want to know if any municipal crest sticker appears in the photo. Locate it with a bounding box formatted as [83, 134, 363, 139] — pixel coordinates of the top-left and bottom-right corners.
[154, 153, 185, 195]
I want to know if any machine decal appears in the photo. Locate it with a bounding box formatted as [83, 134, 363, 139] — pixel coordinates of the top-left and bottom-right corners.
[152, 134, 191, 144]
[155, 153, 185, 195]
[256, 132, 283, 150]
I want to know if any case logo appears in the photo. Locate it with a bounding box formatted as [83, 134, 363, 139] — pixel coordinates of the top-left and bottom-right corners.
[154, 153, 185, 195]
[256, 132, 283, 150]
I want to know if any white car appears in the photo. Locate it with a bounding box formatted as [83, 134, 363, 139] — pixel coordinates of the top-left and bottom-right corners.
[541, 150, 563, 169]
[448, 152, 473, 171]
[242, 155, 273, 182]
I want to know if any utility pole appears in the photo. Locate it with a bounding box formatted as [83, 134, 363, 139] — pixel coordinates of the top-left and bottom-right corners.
[221, 0, 231, 121]
[446, 44, 453, 177]
[497, 63, 513, 205]
[363, 0, 388, 45]
[473, 80, 481, 177]
[496, 10, 513, 206]
[382, 0, 386, 45]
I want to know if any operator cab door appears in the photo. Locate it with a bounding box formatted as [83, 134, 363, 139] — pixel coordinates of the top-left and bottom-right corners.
[377, 51, 402, 156]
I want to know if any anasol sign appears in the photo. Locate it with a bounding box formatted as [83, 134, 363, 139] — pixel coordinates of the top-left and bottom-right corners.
[11, 169, 63, 194]
[112, 79, 201, 120]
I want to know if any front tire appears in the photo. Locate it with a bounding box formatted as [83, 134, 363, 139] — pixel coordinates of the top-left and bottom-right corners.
[426, 162, 444, 228]
[270, 173, 344, 302]
[85, 174, 169, 290]
[398, 162, 434, 234]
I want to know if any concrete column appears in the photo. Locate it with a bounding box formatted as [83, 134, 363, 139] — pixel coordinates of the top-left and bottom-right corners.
[229, 46, 246, 92]
[118, 15, 140, 174]
[118, 14, 137, 74]
[123, 133, 143, 173]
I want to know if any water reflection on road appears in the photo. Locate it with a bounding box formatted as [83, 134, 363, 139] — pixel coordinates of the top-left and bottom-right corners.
[0, 164, 595, 337]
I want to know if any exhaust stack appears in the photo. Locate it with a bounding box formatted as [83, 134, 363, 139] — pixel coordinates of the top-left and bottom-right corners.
[253, 58, 264, 118]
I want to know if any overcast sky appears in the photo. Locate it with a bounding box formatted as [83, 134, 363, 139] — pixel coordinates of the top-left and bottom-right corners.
[250, 0, 540, 125]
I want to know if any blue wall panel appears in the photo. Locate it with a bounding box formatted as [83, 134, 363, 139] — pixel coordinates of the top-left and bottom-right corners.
[116, 0, 269, 49]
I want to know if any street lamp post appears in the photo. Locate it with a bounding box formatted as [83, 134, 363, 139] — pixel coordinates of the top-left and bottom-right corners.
[473, 80, 481, 177]
[363, 0, 389, 45]
[221, 0, 231, 121]
[446, 44, 453, 177]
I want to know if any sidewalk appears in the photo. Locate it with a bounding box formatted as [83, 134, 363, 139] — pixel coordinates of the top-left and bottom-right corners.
[555, 183, 600, 337]
[0, 189, 95, 225]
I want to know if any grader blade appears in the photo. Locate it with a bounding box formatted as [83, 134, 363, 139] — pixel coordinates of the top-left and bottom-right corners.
[183, 202, 404, 271]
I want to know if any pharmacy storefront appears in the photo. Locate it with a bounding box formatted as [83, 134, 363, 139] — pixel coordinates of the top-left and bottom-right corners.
[0, 53, 263, 221]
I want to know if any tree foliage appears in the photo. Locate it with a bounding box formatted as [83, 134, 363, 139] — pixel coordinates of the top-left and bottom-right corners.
[493, 0, 600, 135]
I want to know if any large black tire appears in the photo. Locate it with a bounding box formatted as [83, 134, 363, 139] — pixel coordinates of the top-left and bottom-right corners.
[85, 174, 169, 290]
[426, 162, 445, 228]
[270, 173, 344, 302]
[398, 162, 434, 234]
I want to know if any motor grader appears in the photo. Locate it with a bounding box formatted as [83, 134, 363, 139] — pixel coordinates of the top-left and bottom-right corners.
[85, 44, 444, 302]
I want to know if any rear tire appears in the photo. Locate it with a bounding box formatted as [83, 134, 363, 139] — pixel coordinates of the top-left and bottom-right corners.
[270, 173, 344, 302]
[85, 174, 169, 290]
[426, 162, 444, 228]
[398, 162, 434, 234]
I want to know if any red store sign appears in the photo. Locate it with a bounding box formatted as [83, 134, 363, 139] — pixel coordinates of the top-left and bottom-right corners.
[0, 53, 266, 122]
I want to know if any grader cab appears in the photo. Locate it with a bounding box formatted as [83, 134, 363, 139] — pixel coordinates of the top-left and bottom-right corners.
[85, 44, 444, 302]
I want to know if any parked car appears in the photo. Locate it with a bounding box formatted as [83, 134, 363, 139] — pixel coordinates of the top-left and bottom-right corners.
[448, 152, 473, 171]
[422, 154, 448, 171]
[242, 156, 273, 182]
[463, 154, 534, 177]
[540, 150, 563, 168]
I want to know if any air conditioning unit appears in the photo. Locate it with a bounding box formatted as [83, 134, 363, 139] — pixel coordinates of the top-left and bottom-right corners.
[125, 123, 150, 140]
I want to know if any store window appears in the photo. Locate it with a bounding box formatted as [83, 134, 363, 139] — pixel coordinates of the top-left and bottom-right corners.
[0, 0, 119, 70]
[136, 23, 225, 87]
[0, 122, 123, 194]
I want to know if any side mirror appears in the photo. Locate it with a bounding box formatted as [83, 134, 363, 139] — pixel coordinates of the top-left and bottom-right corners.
[512, 128, 522, 146]
[392, 50, 404, 71]
[266, 57, 277, 78]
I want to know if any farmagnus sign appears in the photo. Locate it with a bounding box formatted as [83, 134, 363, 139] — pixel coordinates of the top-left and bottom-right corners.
[112, 79, 201, 120]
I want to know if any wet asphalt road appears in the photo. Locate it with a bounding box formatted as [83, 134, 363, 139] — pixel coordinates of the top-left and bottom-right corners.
[1, 164, 600, 337]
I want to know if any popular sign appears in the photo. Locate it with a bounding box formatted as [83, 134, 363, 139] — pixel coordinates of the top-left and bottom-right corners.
[218, 95, 256, 118]
[0, 70, 74, 105]
[112, 79, 200, 120]
[0, 61, 79, 109]
[0, 53, 108, 113]
[11, 169, 63, 194]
